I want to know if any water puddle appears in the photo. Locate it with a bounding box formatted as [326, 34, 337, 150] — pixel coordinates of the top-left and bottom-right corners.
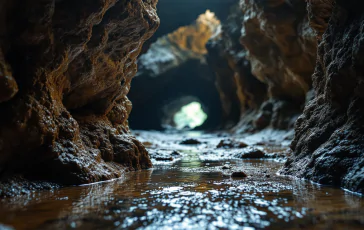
[0, 131, 363, 229]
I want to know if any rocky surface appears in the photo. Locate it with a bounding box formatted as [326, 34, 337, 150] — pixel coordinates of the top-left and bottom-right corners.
[281, 0, 364, 193]
[207, 0, 317, 131]
[0, 0, 159, 192]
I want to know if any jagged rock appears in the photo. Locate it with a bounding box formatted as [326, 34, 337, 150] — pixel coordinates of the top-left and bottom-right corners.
[281, 0, 364, 194]
[207, 0, 317, 131]
[0, 0, 159, 189]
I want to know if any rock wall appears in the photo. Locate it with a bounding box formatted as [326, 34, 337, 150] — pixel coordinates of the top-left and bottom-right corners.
[281, 0, 364, 193]
[207, 0, 317, 131]
[0, 0, 159, 188]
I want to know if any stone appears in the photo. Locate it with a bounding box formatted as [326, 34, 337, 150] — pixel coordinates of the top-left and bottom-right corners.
[237, 147, 266, 159]
[148, 149, 181, 162]
[180, 139, 202, 145]
[217, 139, 248, 149]
[222, 164, 231, 170]
[231, 171, 248, 178]
[155, 157, 174, 162]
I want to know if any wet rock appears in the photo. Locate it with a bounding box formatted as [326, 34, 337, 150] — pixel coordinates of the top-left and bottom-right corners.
[231, 171, 248, 178]
[180, 139, 202, 145]
[216, 139, 248, 149]
[0, 0, 159, 189]
[171, 151, 182, 157]
[236, 147, 266, 159]
[0, 176, 60, 198]
[148, 149, 181, 162]
[280, 0, 364, 194]
[222, 164, 231, 170]
[155, 157, 174, 162]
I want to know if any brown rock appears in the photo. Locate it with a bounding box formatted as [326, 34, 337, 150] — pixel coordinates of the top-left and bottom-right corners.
[206, 0, 317, 131]
[0, 0, 159, 188]
[237, 147, 266, 159]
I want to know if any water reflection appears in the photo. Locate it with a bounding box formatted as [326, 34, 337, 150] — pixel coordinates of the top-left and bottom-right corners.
[0, 150, 363, 229]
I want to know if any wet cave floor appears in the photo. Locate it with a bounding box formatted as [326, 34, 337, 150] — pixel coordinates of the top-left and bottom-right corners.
[0, 130, 364, 230]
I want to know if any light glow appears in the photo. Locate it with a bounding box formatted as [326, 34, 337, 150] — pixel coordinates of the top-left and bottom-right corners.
[173, 102, 207, 129]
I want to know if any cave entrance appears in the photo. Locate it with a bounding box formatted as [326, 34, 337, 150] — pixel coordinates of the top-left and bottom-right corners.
[128, 4, 230, 131]
[160, 96, 209, 130]
[173, 101, 207, 130]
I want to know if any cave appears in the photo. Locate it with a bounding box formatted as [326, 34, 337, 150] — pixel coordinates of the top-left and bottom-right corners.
[0, 0, 364, 229]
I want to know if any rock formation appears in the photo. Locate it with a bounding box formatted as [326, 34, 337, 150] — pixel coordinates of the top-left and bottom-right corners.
[281, 0, 364, 193]
[0, 0, 159, 189]
[207, 0, 317, 131]
[141, 0, 236, 53]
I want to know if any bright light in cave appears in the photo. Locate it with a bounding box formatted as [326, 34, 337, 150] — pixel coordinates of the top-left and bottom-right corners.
[173, 102, 207, 129]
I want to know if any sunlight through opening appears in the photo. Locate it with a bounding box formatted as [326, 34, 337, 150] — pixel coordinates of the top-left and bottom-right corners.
[173, 102, 208, 129]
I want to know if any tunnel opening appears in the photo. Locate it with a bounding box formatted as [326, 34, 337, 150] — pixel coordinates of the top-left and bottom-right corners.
[161, 96, 208, 130]
[173, 101, 207, 130]
[128, 9, 225, 131]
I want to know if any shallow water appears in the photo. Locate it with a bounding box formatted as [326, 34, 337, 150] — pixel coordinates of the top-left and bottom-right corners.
[0, 131, 363, 230]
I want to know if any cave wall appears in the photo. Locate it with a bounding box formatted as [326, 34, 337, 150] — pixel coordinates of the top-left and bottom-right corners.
[281, 0, 364, 193]
[0, 0, 159, 186]
[207, 0, 317, 132]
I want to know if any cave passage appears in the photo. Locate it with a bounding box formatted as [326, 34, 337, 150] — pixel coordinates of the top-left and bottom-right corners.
[1, 0, 364, 229]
